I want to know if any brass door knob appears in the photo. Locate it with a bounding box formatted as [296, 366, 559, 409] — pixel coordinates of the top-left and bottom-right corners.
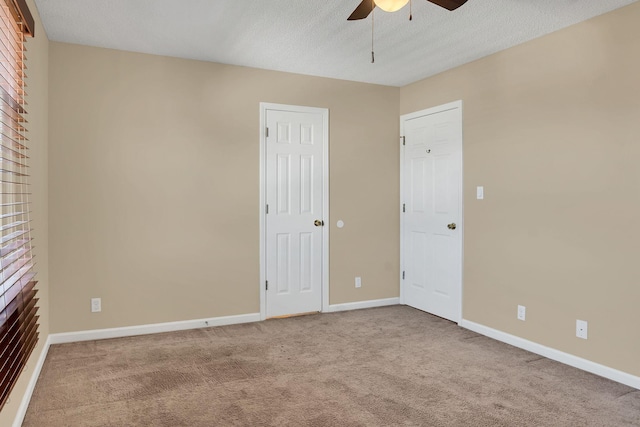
[447, 223, 457, 230]
[314, 220, 324, 227]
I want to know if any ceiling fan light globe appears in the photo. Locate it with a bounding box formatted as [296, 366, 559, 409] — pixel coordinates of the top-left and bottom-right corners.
[374, 0, 410, 12]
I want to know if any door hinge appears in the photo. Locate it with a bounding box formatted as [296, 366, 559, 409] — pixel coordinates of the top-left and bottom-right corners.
[266, 204, 269, 214]
[266, 127, 269, 137]
[402, 271, 405, 280]
[401, 136, 405, 146]
[402, 203, 406, 213]
[266, 280, 269, 291]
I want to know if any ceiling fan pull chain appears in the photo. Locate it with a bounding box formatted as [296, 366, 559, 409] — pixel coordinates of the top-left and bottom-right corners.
[371, 0, 375, 63]
[409, 0, 413, 20]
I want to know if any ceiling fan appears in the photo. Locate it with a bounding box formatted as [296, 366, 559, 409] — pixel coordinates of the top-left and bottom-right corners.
[348, 0, 468, 20]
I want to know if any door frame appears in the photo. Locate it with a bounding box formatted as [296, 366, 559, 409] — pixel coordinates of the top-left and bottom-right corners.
[399, 100, 464, 323]
[259, 102, 330, 321]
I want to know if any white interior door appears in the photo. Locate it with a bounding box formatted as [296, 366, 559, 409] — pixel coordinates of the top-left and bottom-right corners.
[264, 106, 327, 318]
[401, 101, 462, 322]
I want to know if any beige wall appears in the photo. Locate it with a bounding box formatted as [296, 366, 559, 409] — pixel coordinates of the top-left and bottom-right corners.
[401, 2, 640, 376]
[0, 0, 49, 425]
[48, 43, 400, 333]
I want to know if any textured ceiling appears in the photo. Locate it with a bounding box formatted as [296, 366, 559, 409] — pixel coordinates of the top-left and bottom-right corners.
[34, 0, 638, 87]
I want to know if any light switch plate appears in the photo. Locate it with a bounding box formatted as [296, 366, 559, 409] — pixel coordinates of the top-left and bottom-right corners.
[477, 186, 484, 200]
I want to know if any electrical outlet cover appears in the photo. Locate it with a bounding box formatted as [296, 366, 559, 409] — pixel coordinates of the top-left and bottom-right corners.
[91, 298, 101, 313]
[576, 320, 588, 339]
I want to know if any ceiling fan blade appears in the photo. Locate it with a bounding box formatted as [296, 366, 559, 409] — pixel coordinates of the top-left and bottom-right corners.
[348, 0, 375, 20]
[426, 0, 469, 11]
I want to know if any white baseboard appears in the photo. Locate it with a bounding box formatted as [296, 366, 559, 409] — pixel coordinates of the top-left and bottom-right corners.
[49, 313, 261, 345]
[13, 335, 52, 427]
[459, 319, 640, 390]
[326, 297, 399, 313]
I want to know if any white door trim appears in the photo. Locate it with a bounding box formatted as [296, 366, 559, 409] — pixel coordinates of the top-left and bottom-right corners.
[259, 103, 330, 321]
[399, 100, 464, 323]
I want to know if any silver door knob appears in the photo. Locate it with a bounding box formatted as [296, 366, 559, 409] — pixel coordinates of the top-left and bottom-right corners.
[447, 223, 457, 230]
[314, 220, 324, 227]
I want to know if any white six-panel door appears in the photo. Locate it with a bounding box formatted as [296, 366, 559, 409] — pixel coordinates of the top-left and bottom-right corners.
[263, 106, 327, 318]
[401, 102, 462, 322]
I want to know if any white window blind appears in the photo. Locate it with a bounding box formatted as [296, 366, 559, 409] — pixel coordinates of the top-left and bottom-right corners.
[0, 0, 36, 410]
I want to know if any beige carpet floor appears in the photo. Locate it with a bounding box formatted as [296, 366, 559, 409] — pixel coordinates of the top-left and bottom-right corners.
[23, 306, 640, 426]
